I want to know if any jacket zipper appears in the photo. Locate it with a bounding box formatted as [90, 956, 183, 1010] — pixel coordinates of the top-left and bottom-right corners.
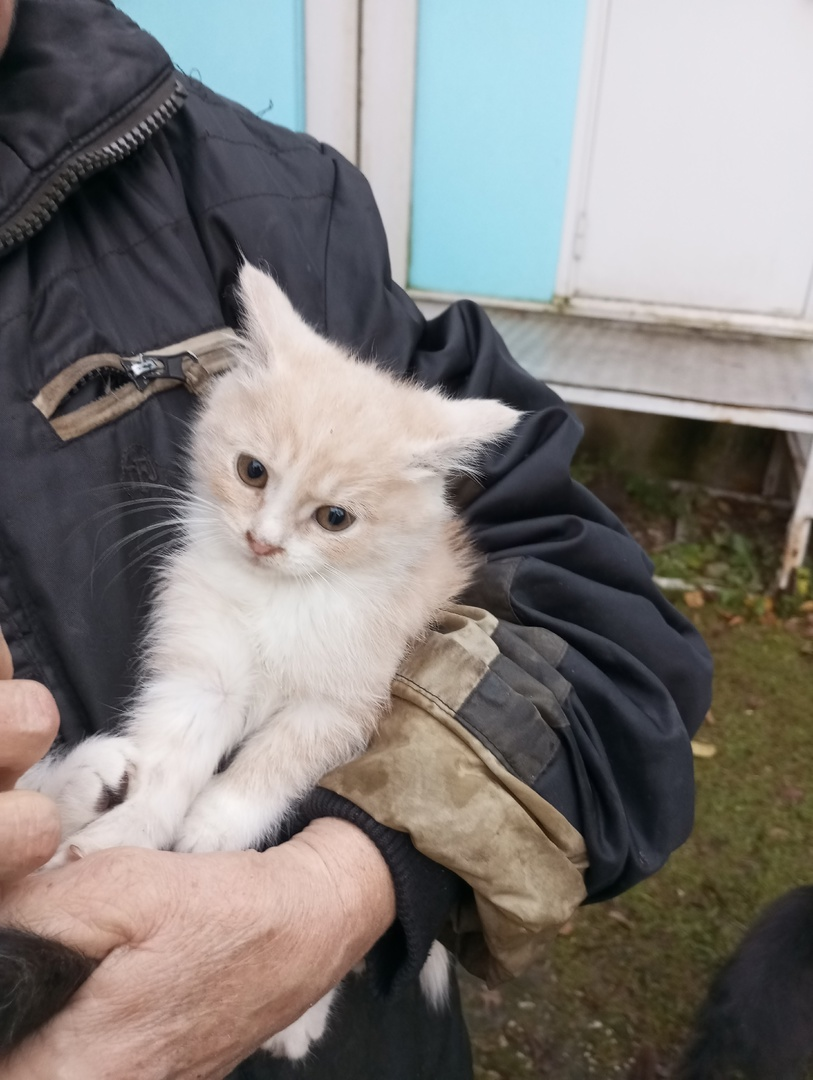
[33, 328, 240, 442]
[0, 71, 187, 254]
[56, 350, 195, 411]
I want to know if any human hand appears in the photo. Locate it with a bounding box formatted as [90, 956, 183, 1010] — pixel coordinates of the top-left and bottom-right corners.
[0, 632, 61, 880]
[0, 817, 396, 1080]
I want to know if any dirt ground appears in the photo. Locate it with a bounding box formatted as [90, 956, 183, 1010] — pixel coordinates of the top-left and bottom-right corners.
[461, 464, 813, 1079]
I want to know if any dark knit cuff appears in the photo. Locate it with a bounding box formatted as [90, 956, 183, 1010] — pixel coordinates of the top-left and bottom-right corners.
[288, 787, 463, 994]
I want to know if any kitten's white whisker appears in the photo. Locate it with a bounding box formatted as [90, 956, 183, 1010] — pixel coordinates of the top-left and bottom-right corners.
[100, 535, 183, 593]
[94, 520, 183, 567]
[88, 524, 180, 595]
[90, 481, 219, 517]
[62, 498, 183, 549]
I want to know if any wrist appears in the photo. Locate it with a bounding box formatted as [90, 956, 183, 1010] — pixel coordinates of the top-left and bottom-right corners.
[267, 817, 396, 965]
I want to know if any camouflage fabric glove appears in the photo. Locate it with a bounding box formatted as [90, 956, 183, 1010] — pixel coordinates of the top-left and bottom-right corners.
[321, 605, 588, 985]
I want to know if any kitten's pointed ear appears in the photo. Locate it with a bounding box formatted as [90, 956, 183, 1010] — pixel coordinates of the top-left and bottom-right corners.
[412, 396, 523, 475]
[236, 262, 307, 359]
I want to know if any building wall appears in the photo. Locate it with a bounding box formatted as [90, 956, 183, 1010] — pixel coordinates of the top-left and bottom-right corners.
[114, 1, 813, 333]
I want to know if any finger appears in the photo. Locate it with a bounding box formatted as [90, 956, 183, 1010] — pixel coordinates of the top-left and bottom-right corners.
[0, 681, 60, 791]
[0, 631, 12, 680]
[0, 791, 61, 882]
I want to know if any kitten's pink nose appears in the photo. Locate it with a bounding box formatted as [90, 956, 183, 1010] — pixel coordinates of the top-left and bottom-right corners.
[246, 532, 284, 558]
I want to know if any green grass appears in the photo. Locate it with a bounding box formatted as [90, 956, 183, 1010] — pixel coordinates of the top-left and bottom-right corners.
[462, 608, 813, 1078]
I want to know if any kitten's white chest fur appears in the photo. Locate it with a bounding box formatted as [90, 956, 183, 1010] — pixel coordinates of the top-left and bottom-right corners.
[187, 537, 404, 724]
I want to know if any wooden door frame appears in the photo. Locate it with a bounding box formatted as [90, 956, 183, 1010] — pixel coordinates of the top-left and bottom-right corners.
[305, 0, 418, 287]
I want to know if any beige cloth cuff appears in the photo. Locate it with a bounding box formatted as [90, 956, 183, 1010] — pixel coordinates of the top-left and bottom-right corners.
[321, 606, 588, 985]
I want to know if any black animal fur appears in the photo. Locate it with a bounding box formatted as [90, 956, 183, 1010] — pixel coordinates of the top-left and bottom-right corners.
[679, 885, 813, 1080]
[0, 927, 96, 1052]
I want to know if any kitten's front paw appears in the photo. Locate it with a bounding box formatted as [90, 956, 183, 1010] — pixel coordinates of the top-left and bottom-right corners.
[175, 790, 249, 853]
[18, 735, 137, 840]
[176, 784, 280, 853]
[46, 798, 171, 869]
[262, 991, 337, 1060]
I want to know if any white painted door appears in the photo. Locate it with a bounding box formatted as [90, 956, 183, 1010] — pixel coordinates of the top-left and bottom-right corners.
[567, 0, 813, 319]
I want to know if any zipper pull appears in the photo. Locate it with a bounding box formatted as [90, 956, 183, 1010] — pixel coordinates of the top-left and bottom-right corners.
[121, 351, 199, 391]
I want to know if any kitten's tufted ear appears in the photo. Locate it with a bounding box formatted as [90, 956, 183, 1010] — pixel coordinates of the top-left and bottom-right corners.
[236, 262, 308, 361]
[411, 395, 523, 475]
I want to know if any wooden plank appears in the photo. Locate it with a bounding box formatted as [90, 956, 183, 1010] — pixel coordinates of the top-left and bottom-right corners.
[359, 0, 418, 287]
[414, 289, 813, 341]
[547, 385, 813, 435]
[304, 0, 359, 162]
[485, 307, 813, 417]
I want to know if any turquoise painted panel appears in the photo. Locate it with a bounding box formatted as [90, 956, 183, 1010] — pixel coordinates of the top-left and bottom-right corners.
[116, 1, 304, 130]
[409, 0, 587, 301]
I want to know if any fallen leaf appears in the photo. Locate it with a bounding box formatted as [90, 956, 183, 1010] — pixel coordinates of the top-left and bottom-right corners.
[703, 709, 716, 726]
[557, 919, 575, 937]
[608, 909, 634, 929]
[692, 740, 717, 759]
[684, 590, 705, 609]
[727, 615, 745, 627]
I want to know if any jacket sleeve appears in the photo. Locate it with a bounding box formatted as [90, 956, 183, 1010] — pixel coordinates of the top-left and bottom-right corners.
[297, 147, 713, 984]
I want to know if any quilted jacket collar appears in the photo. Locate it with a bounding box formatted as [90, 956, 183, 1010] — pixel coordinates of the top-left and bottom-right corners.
[0, 0, 185, 254]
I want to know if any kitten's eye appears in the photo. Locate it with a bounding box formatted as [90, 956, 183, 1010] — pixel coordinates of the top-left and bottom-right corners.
[314, 506, 355, 532]
[236, 454, 268, 488]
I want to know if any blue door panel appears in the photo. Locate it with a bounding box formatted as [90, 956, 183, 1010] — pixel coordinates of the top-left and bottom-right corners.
[409, 0, 587, 301]
[116, 1, 305, 131]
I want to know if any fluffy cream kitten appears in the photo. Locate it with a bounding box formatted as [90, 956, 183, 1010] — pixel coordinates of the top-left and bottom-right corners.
[20, 263, 521, 1059]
